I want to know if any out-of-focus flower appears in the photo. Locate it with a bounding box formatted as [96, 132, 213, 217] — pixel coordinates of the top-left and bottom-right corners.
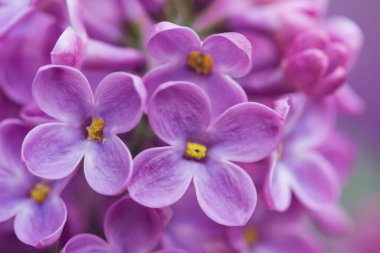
[227, 199, 323, 253]
[144, 21, 251, 118]
[229, 1, 324, 96]
[61, 196, 174, 253]
[264, 95, 340, 211]
[0, 119, 67, 248]
[22, 65, 145, 195]
[0, 8, 61, 105]
[229, 1, 362, 101]
[129, 81, 284, 225]
[162, 186, 234, 252]
[284, 17, 363, 97]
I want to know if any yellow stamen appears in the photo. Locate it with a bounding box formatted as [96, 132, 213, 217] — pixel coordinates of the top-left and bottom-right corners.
[186, 51, 213, 75]
[244, 227, 259, 248]
[30, 182, 51, 204]
[86, 118, 106, 142]
[184, 142, 207, 160]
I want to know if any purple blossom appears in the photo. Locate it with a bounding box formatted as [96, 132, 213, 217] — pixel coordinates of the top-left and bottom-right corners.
[61, 196, 172, 253]
[22, 65, 146, 195]
[284, 17, 363, 97]
[144, 21, 252, 118]
[264, 95, 340, 211]
[0, 0, 367, 251]
[226, 200, 323, 253]
[0, 119, 67, 248]
[129, 81, 284, 225]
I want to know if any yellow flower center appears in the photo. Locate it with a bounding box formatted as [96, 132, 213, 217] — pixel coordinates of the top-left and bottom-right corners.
[244, 227, 259, 248]
[30, 182, 51, 204]
[186, 51, 213, 75]
[184, 142, 207, 160]
[86, 118, 106, 143]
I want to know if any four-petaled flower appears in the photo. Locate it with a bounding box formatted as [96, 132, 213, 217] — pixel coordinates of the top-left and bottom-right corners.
[22, 65, 146, 195]
[144, 21, 252, 118]
[129, 81, 284, 226]
[0, 119, 68, 248]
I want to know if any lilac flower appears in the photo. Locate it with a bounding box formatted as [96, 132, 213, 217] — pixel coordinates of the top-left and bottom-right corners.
[228, 1, 323, 96]
[0, 119, 67, 248]
[264, 95, 340, 211]
[61, 196, 172, 253]
[163, 186, 235, 252]
[305, 131, 356, 236]
[22, 65, 146, 195]
[284, 17, 363, 97]
[227, 200, 323, 253]
[144, 21, 252, 118]
[129, 81, 284, 225]
[165, 189, 322, 253]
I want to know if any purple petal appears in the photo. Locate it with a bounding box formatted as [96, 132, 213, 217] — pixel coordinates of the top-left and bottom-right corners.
[51, 27, 86, 68]
[209, 102, 284, 163]
[264, 158, 292, 211]
[148, 82, 211, 146]
[14, 196, 67, 248]
[274, 96, 291, 119]
[318, 132, 356, 183]
[104, 197, 163, 253]
[66, 0, 87, 37]
[286, 97, 336, 149]
[129, 147, 196, 208]
[0, 161, 30, 222]
[32, 65, 93, 122]
[144, 65, 247, 119]
[202, 32, 252, 78]
[287, 153, 340, 209]
[0, 12, 60, 105]
[309, 204, 351, 236]
[193, 159, 256, 226]
[0, 3, 31, 38]
[22, 123, 85, 179]
[84, 136, 132, 195]
[334, 85, 365, 115]
[289, 29, 329, 54]
[285, 49, 328, 95]
[61, 234, 109, 253]
[147, 21, 201, 62]
[316, 66, 346, 96]
[0, 119, 30, 170]
[203, 73, 248, 119]
[0, 192, 23, 222]
[325, 16, 363, 67]
[94, 72, 145, 134]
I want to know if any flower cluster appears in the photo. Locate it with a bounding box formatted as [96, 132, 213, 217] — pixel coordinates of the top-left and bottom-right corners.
[0, 0, 364, 252]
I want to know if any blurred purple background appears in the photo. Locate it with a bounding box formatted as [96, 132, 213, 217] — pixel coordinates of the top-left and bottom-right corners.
[331, 0, 380, 155]
[330, 0, 379, 208]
